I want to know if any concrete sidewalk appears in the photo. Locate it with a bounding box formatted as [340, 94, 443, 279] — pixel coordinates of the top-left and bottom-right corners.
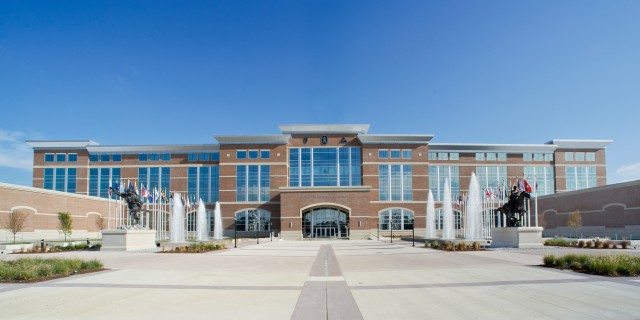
[1, 240, 639, 319]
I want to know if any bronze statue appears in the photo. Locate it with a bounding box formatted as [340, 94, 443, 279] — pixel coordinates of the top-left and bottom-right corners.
[494, 187, 531, 227]
[110, 187, 144, 225]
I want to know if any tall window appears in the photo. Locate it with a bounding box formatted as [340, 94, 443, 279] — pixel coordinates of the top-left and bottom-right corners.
[138, 167, 170, 194]
[379, 209, 414, 230]
[236, 165, 270, 202]
[475, 166, 508, 192]
[188, 166, 220, 202]
[524, 166, 555, 195]
[44, 168, 77, 193]
[289, 147, 361, 187]
[566, 166, 597, 191]
[89, 167, 121, 198]
[428, 166, 460, 201]
[379, 165, 412, 201]
[235, 209, 271, 231]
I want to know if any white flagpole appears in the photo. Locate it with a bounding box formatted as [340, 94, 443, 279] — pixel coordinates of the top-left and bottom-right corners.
[534, 176, 539, 227]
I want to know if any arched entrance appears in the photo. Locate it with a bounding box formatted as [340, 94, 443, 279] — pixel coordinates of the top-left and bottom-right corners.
[302, 206, 349, 239]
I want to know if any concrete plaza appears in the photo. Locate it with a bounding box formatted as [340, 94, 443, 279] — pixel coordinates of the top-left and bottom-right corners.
[1, 240, 640, 320]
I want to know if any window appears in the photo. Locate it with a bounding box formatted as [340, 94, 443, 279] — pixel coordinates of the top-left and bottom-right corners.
[450, 153, 460, 161]
[289, 147, 361, 187]
[428, 152, 437, 160]
[138, 167, 170, 195]
[149, 153, 160, 161]
[575, 152, 585, 161]
[211, 152, 220, 161]
[199, 152, 209, 161]
[56, 154, 66, 162]
[476, 166, 508, 198]
[544, 153, 554, 161]
[139, 153, 148, 161]
[237, 150, 247, 159]
[476, 153, 485, 161]
[438, 153, 448, 161]
[486, 153, 497, 161]
[248, 150, 259, 159]
[564, 152, 574, 161]
[235, 209, 271, 231]
[566, 166, 597, 191]
[379, 164, 412, 201]
[390, 150, 401, 159]
[188, 153, 198, 161]
[236, 165, 270, 202]
[429, 166, 460, 202]
[586, 152, 596, 161]
[68, 153, 78, 162]
[497, 153, 506, 161]
[161, 153, 171, 161]
[523, 153, 533, 161]
[89, 167, 121, 198]
[533, 153, 543, 161]
[100, 154, 110, 162]
[402, 150, 412, 159]
[524, 166, 555, 196]
[378, 150, 389, 159]
[112, 154, 122, 162]
[260, 150, 270, 159]
[188, 166, 220, 202]
[89, 154, 98, 162]
[379, 209, 414, 230]
[45, 153, 54, 162]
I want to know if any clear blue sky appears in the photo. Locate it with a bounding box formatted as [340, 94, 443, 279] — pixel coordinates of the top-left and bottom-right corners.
[1, 1, 639, 186]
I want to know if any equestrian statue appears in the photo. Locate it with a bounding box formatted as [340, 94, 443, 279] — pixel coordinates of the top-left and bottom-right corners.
[494, 186, 531, 227]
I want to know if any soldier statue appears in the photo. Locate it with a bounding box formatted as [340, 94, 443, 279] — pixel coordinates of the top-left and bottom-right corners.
[110, 187, 144, 225]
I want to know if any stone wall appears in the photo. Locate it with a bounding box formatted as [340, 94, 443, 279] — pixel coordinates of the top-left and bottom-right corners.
[0, 183, 111, 242]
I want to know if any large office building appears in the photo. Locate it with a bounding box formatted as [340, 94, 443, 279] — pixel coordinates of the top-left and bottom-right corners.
[27, 124, 611, 240]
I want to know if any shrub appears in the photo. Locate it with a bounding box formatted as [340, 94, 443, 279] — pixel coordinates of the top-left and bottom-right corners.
[456, 242, 466, 251]
[621, 241, 629, 249]
[543, 255, 556, 266]
[594, 239, 602, 249]
[0, 258, 103, 282]
[578, 240, 585, 248]
[569, 261, 582, 270]
[585, 241, 593, 248]
[543, 254, 640, 276]
[472, 242, 481, 250]
[544, 237, 570, 247]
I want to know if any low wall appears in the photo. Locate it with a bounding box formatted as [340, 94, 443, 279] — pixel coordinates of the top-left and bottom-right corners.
[0, 183, 111, 242]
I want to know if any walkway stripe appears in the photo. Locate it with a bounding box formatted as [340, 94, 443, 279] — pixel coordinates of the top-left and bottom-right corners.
[291, 244, 363, 320]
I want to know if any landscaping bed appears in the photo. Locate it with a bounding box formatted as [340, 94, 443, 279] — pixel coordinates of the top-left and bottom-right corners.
[160, 242, 225, 253]
[543, 253, 640, 276]
[425, 239, 484, 251]
[544, 237, 630, 249]
[0, 257, 105, 283]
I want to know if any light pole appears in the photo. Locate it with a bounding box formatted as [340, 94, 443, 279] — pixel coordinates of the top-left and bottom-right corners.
[234, 218, 237, 248]
[390, 218, 393, 243]
[254, 211, 259, 244]
[412, 226, 415, 247]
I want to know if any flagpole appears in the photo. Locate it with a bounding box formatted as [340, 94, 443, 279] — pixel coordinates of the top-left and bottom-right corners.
[534, 176, 539, 227]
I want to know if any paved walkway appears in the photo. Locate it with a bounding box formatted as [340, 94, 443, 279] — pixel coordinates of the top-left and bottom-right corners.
[1, 240, 640, 319]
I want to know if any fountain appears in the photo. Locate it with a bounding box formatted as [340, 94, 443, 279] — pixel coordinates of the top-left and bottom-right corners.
[170, 192, 185, 243]
[196, 198, 208, 241]
[213, 201, 223, 240]
[426, 190, 436, 238]
[465, 172, 483, 240]
[441, 178, 455, 239]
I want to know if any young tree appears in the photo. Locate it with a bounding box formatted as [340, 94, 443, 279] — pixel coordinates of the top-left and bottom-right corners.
[2, 209, 29, 243]
[567, 210, 582, 239]
[95, 216, 106, 231]
[57, 212, 73, 241]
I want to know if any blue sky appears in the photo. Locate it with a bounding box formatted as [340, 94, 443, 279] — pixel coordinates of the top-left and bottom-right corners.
[1, 1, 639, 186]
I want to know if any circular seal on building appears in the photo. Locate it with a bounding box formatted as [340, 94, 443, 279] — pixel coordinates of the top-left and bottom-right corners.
[321, 136, 328, 145]
[303, 137, 308, 144]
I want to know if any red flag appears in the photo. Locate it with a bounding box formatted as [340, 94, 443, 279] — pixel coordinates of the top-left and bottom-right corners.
[523, 179, 533, 193]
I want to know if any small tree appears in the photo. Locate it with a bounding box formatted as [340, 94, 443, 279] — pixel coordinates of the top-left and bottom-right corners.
[2, 209, 29, 243]
[95, 216, 106, 231]
[57, 212, 73, 241]
[567, 210, 582, 239]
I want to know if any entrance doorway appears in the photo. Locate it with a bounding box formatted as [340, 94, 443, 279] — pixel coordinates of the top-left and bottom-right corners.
[302, 207, 349, 239]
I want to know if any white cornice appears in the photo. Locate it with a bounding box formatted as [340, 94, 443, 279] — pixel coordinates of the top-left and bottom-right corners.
[279, 124, 369, 134]
[429, 143, 556, 153]
[547, 139, 613, 149]
[214, 135, 291, 145]
[26, 141, 99, 149]
[358, 134, 434, 145]
[86, 144, 219, 153]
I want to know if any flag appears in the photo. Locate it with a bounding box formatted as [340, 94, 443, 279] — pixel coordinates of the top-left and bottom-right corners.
[518, 179, 525, 192]
[161, 190, 168, 202]
[108, 180, 113, 195]
[128, 181, 136, 194]
[141, 183, 149, 199]
[154, 188, 159, 202]
[485, 187, 491, 199]
[523, 178, 533, 193]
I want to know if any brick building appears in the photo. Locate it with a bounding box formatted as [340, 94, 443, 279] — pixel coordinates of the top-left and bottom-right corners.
[26, 124, 611, 240]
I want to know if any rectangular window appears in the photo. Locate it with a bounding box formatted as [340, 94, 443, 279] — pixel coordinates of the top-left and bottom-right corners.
[429, 165, 461, 202]
[112, 154, 122, 162]
[402, 150, 412, 159]
[379, 164, 412, 201]
[289, 148, 299, 187]
[56, 154, 66, 162]
[476, 153, 485, 161]
[199, 152, 209, 161]
[236, 166, 247, 201]
[44, 168, 54, 190]
[586, 152, 596, 161]
[390, 150, 401, 159]
[313, 148, 338, 186]
[149, 153, 160, 161]
[449, 153, 459, 161]
[211, 152, 220, 161]
[89, 154, 98, 162]
[100, 154, 110, 162]
[524, 166, 555, 196]
[566, 166, 597, 191]
[379, 165, 389, 201]
[67, 168, 76, 193]
[260, 150, 270, 159]
[544, 153, 554, 161]
[564, 152, 574, 161]
[248, 150, 259, 159]
[236, 165, 269, 202]
[67, 153, 78, 162]
[428, 152, 437, 160]
[89, 168, 98, 196]
[378, 150, 389, 159]
[523, 153, 533, 161]
[575, 152, 585, 161]
[237, 150, 247, 159]
[161, 153, 171, 161]
[476, 166, 508, 197]
[139, 153, 148, 161]
[188, 153, 198, 161]
[438, 153, 448, 161]
[534, 153, 543, 161]
[289, 147, 361, 187]
[55, 168, 66, 191]
[497, 153, 506, 161]
[486, 153, 497, 161]
[45, 153, 54, 162]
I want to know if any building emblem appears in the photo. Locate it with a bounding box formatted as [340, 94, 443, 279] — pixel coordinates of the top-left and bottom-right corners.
[321, 136, 328, 145]
[303, 137, 308, 144]
[340, 137, 347, 143]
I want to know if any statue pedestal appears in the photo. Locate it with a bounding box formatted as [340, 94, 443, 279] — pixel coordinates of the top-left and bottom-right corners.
[101, 229, 157, 251]
[491, 227, 543, 248]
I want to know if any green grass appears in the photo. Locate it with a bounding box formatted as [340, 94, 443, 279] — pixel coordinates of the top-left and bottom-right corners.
[0, 257, 104, 282]
[544, 237, 571, 247]
[543, 254, 640, 276]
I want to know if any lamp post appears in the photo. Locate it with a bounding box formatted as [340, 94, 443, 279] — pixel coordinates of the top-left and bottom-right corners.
[254, 211, 259, 245]
[412, 226, 415, 247]
[270, 222, 273, 241]
[390, 218, 393, 244]
[234, 218, 237, 248]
